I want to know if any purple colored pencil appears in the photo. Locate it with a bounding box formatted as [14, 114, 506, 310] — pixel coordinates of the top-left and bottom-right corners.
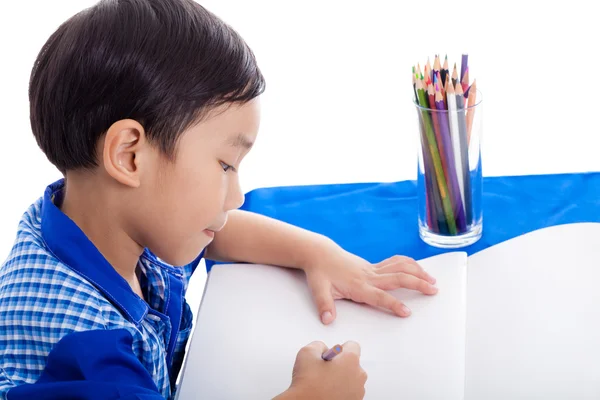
[460, 54, 468, 84]
[435, 87, 467, 231]
[322, 344, 343, 361]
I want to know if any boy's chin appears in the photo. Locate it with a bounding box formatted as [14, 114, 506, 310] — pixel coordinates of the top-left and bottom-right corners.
[153, 240, 210, 267]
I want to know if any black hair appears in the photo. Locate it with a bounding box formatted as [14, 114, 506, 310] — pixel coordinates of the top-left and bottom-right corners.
[29, 0, 265, 172]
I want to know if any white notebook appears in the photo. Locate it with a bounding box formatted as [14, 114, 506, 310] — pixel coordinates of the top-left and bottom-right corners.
[176, 223, 600, 399]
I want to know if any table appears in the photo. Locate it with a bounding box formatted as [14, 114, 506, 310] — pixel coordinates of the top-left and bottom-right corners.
[206, 172, 600, 271]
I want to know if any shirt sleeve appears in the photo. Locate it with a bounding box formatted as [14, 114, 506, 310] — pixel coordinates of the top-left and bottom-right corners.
[6, 329, 165, 400]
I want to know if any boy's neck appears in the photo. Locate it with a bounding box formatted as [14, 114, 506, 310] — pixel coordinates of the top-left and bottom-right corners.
[60, 172, 144, 295]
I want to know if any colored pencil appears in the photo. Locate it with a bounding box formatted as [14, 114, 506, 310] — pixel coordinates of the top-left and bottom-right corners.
[461, 67, 470, 94]
[426, 57, 433, 82]
[436, 72, 446, 103]
[322, 345, 343, 361]
[422, 118, 448, 234]
[422, 130, 435, 231]
[428, 82, 452, 205]
[446, 84, 465, 231]
[441, 55, 449, 86]
[433, 55, 441, 84]
[435, 85, 466, 232]
[466, 79, 477, 144]
[451, 63, 459, 87]
[455, 82, 472, 226]
[412, 66, 418, 102]
[460, 54, 468, 83]
[443, 74, 449, 108]
[464, 81, 472, 100]
[418, 111, 443, 233]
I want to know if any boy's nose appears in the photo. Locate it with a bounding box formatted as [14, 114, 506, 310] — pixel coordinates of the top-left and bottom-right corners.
[225, 181, 245, 211]
[230, 191, 245, 211]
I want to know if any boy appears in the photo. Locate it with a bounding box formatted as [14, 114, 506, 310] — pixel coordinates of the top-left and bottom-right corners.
[0, 0, 438, 399]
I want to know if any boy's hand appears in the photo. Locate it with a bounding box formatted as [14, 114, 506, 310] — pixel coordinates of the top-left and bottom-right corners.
[303, 245, 438, 324]
[274, 341, 367, 400]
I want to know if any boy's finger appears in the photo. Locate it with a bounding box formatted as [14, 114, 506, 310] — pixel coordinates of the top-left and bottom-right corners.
[308, 275, 336, 325]
[304, 341, 329, 357]
[370, 273, 438, 295]
[341, 340, 361, 357]
[374, 255, 414, 269]
[354, 284, 411, 317]
[375, 263, 435, 285]
[375, 257, 436, 284]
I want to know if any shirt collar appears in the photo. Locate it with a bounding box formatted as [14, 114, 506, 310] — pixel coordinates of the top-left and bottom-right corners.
[41, 179, 148, 324]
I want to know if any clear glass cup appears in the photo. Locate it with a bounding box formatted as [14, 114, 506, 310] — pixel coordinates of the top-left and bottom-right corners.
[414, 90, 483, 248]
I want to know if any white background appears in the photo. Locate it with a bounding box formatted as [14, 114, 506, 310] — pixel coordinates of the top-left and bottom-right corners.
[1, 0, 598, 317]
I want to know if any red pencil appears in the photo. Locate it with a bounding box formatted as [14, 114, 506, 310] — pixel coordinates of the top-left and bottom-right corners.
[461, 68, 470, 94]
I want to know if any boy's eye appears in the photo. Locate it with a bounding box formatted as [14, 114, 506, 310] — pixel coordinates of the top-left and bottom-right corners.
[219, 161, 235, 172]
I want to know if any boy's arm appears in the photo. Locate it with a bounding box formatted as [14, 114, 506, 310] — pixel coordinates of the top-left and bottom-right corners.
[204, 209, 335, 270]
[6, 329, 164, 400]
[205, 210, 438, 325]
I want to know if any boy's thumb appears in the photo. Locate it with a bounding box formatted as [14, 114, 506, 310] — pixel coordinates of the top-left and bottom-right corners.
[309, 277, 336, 325]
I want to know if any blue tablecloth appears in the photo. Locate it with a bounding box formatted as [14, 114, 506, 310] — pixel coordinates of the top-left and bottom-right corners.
[206, 173, 600, 271]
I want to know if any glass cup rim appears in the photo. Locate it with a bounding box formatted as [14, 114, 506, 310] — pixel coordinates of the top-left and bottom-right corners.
[413, 88, 483, 112]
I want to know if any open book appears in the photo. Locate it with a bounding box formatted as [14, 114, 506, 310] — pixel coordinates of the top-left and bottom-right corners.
[176, 223, 600, 399]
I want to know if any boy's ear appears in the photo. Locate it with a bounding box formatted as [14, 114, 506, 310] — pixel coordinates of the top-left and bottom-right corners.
[102, 119, 146, 188]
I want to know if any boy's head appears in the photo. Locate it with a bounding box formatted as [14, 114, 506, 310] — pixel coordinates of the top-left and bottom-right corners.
[29, 0, 265, 266]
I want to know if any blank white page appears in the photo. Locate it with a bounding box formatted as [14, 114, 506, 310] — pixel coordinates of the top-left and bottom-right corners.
[465, 223, 600, 399]
[176, 252, 467, 400]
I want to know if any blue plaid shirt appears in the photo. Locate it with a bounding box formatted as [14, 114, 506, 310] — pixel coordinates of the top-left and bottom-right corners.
[0, 180, 204, 399]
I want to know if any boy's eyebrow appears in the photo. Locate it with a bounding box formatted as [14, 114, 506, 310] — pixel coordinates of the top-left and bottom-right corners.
[228, 133, 254, 150]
